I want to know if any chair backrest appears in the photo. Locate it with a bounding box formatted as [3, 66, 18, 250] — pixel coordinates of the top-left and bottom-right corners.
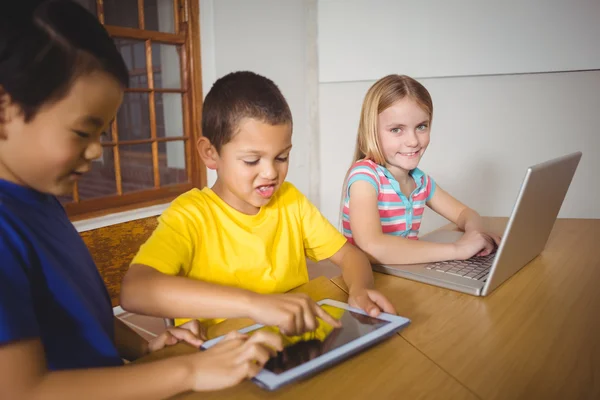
[80, 216, 159, 307]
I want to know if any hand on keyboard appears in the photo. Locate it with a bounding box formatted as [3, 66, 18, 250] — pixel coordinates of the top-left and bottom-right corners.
[453, 230, 498, 260]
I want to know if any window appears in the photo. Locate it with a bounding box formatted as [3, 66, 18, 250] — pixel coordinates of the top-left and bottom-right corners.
[63, 0, 205, 219]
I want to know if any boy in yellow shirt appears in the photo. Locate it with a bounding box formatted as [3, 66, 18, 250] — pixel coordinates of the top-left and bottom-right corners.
[120, 71, 395, 335]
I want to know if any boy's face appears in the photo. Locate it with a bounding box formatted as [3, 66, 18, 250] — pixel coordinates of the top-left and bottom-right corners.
[210, 118, 292, 215]
[0, 72, 123, 196]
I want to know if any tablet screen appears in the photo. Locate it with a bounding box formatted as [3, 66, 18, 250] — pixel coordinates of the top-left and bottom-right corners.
[251, 305, 389, 374]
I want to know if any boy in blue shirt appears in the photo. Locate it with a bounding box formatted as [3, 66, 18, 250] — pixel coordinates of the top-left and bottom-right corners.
[0, 1, 281, 398]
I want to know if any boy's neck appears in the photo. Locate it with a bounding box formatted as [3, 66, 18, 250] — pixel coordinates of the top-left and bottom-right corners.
[211, 179, 261, 215]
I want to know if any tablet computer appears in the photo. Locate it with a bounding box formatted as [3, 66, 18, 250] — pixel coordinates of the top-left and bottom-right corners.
[200, 299, 410, 391]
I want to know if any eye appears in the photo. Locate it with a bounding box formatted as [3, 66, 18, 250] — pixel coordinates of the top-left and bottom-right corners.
[243, 159, 260, 166]
[417, 124, 429, 131]
[276, 156, 289, 163]
[390, 127, 402, 134]
[74, 130, 91, 139]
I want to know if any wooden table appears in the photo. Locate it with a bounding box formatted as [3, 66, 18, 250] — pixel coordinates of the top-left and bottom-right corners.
[137, 277, 478, 399]
[333, 218, 600, 399]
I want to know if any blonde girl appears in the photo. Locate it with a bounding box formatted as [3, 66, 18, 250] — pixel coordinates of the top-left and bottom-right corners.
[341, 75, 500, 265]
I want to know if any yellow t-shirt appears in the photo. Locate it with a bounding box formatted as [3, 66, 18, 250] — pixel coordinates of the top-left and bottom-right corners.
[131, 182, 347, 326]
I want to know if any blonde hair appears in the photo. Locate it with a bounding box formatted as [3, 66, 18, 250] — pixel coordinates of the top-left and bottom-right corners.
[352, 74, 433, 165]
[338, 75, 434, 230]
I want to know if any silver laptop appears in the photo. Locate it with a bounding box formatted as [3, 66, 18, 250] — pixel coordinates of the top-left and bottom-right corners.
[372, 152, 582, 296]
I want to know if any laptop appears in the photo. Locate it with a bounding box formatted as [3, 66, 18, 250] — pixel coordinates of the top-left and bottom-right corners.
[372, 151, 582, 296]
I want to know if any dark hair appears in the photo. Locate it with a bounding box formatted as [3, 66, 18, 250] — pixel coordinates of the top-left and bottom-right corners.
[202, 71, 293, 152]
[0, 0, 129, 121]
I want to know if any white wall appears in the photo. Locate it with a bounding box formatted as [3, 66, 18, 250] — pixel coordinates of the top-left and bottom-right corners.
[200, 1, 599, 235]
[318, 0, 600, 82]
[200, 0, 318, 201]
[319, 72, 600, 233]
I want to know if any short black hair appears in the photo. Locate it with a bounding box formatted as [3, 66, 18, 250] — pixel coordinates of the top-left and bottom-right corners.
[201, 71, 293, 152]
[0, 0, 129, 121]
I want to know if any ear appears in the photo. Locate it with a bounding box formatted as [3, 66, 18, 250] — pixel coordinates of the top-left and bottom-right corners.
[0, 86, 9, 139]
[196, 136, 219, 170]
[0, 86, 21, 140]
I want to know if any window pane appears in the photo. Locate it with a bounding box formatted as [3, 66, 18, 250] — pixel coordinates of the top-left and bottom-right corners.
[117, 93, 151, 141]
[159, 141, 188, 186]
[120, 144, 155, 193]
[152, 43, 182, 88]
[78, 147, 118, 200]
[145, 0, 176, 33]
[114, 39, 148, 89]
[155, 93, 184, 139]
[72, 0, 97, 17]
[104, 0, 139, 29]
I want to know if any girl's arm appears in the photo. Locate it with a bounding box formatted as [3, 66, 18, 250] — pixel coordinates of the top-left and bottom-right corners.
[0, 332, 282, 400]
[427, 186, 501, 245]
[348, 181, 493, 264]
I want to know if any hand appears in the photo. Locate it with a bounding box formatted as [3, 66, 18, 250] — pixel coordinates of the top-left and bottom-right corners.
[348, 288, 397, 317]
[187, 330, 283, 392]
[453, 230, 499, 260]
[147, 320, 207, 353]
[249, 293, 342, 336]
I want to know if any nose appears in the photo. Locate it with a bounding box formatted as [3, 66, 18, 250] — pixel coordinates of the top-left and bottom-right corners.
[260, 161, 278, 180]
[84, 140, 103, 161]
[405, 130, 419, 147]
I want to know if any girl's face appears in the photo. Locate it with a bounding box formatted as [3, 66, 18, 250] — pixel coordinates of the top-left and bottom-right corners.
[377, 97, 431, 175]
[0, 71, 123, 196]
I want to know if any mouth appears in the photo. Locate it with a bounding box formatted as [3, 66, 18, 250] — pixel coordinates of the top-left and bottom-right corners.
[255, 184, 276, 199]
[68, 169, 89, 180]
[399, 150, 421, 158]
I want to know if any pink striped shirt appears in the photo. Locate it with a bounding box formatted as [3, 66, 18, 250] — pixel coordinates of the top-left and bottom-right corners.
[342, 159, 436, 244]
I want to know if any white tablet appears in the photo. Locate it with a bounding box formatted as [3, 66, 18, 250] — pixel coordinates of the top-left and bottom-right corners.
[200, 299, 410, 391]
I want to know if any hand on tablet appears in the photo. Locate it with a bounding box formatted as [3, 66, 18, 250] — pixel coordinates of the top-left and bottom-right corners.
[147, 319, 207, 353]
[248, 293, 342, 336]
[348, 289, 397, 317]
[187, 330, 283, 392]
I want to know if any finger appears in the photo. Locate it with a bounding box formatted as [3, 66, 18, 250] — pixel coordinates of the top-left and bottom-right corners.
[294, 303, 305, 335]
[166, 327, 204, 347]
[245, 361, 263, 379]
[147, 331, 173, 352]
[492, 234, 502, 246]
[213, 331, 248, 350]
[350, 292, 381, 317]
[368, 291, 397, 315]
[302, 301, 318, 332]
[222, 330, 247, 342]
[241, 342, 272, 366]
[314, 304, 342, 328]
[179, 319, 209, 341]
[246, 330, 284, 352]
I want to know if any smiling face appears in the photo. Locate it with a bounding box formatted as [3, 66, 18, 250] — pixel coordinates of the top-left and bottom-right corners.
[205, 118, 292, 215]
[377, 97, 431, 176]
[0, 71, 123, 196]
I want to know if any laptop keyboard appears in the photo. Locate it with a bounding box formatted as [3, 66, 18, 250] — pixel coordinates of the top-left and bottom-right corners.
[425, 253, 496, 281]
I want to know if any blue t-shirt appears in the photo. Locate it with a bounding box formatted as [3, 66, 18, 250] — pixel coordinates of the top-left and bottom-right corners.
[0, 179, 122, 370]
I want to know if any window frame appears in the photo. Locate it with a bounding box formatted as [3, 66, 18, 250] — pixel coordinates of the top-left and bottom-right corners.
[65, 0, 205, 220]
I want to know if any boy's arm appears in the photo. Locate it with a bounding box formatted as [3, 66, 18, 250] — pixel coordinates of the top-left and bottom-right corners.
[121, 264, 259, 320]
[328, 242, 397, 316]
[0, 332, 283, 400]
[120, 265, 340, 334]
